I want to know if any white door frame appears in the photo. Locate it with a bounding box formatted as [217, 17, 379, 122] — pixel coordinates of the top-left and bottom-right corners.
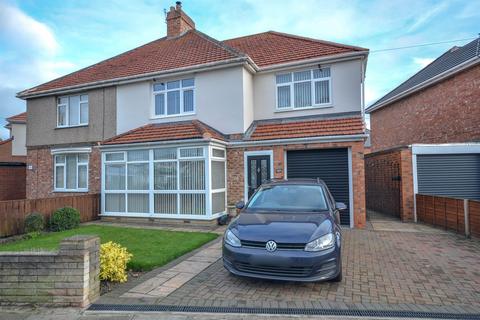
[243, 150, 274, 201]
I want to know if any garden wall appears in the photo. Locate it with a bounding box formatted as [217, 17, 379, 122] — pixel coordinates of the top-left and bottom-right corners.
[0, 235, 100, 307]
[0, 194, 100, 237]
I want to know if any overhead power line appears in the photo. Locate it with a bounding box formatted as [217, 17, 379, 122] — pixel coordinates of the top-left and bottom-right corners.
[370, 37, 478, 53]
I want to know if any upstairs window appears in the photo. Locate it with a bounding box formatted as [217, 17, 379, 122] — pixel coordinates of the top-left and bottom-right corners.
[276, 67, 331, 110]
[57, 94, 88, 127]
[153, 78, 195, 117]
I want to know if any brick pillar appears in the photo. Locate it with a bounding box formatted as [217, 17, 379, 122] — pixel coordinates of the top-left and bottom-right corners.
[399, 148, 414, 221]
[59, 235, 100, 307]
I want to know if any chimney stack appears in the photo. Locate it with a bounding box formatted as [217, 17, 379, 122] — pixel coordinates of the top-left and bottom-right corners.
[166, 1, 195, 38]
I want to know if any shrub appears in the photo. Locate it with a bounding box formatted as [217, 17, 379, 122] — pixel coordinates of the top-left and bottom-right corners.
[24, 212, 45, 233]
[99, 241, 133, 283]
[49, 207, 81, 232]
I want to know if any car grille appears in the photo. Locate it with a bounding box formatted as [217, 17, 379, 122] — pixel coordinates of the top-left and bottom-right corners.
[241, 240, 305, 250]
[234, 262, 312, 277]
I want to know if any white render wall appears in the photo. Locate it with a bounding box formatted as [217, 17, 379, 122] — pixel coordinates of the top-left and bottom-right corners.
[253, 58, 363, 120]
[10, 123, 27, 156]
[116, 58, 364, 136]
[116, 66, 248, 135]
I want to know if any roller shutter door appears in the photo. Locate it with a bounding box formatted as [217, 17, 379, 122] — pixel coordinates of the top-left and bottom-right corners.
[417, 154, 480, 200]
[286, 149, 351, 225]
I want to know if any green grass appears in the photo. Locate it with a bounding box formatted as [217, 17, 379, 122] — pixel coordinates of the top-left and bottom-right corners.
[0, 225, 218, 271]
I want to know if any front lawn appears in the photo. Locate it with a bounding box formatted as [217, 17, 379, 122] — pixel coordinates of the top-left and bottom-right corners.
[0, 225, 218, 271]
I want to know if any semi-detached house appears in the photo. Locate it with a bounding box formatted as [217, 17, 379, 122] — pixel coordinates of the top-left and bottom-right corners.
[18, 2, 369, 228]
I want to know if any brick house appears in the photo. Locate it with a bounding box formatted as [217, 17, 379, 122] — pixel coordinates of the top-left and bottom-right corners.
[18, 3, 369, 228]
[0, 112, 27, 200]
[365, 37, 480, 221]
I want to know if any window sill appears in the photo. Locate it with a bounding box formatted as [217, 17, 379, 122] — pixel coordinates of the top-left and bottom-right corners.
[53, 189, 89, 193]
[150, 112, 195, 120]
[274, 104, 333, 113]
[55, 124, 89, 129]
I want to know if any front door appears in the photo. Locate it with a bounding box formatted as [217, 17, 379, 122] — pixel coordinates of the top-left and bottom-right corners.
[247, 155, 271, 199]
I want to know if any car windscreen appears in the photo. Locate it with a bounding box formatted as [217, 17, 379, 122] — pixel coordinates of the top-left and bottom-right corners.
[246, 185, 329, 212]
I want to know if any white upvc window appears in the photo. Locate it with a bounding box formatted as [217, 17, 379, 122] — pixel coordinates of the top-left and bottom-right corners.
[57, 94, 89, 127]
[152, 78, 195, 118]
[54, 153, 89, 192]
[103, 145, 227, 218]
[275, 67, 331, 110]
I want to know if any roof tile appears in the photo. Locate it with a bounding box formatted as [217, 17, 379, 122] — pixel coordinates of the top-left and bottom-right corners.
[6, 112, 27, 123]
[248, 116, 364, 140]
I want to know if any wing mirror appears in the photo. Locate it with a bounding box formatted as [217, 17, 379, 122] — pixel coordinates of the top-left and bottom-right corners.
[335, 202, 347, 211]
[235, 201, 245, 210]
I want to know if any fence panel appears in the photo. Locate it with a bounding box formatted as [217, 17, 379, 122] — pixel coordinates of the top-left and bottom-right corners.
[0, 194, 100, 237]
[469, 200, 480, 238]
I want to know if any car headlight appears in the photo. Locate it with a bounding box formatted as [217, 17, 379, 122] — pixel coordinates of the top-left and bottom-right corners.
[224, 229, 241, 247]
[305, 233, 335, 252]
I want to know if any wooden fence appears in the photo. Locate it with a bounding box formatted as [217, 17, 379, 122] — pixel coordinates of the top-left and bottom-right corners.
[0, 194, 100, 238]
[416, 194, 480, 238]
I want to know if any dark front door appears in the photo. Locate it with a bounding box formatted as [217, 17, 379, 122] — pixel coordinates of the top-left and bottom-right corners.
[247, 155, 271, 198]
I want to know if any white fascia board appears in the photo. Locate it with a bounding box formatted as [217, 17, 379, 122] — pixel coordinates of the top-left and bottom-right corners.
[99, 138, 228, 151]
[51, 147, 92, 155]
[256, 51, 369, 73]
[366, 58, 480, 113]
[228, 134, 367, 148]
[411, 143, 480, 155]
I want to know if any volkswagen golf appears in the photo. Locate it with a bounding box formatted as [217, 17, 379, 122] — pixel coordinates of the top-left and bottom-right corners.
[222, 179, 345, 282]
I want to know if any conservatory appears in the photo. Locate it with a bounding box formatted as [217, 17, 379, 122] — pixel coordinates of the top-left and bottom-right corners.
[101, 143, 227, 220]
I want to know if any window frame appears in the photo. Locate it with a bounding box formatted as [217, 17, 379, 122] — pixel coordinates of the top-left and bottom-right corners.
[53, 153, 89, 192]
[151, 78, 196, 119]
[102, 145, 228, 218]
[275, 67, 332, 111]
[56, 94, 89, 128]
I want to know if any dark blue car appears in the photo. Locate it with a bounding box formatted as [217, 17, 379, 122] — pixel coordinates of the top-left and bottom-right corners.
[223, 179, 345, 282]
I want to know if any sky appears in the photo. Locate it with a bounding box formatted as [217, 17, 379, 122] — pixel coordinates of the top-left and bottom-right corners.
[0, 0, 479, 139]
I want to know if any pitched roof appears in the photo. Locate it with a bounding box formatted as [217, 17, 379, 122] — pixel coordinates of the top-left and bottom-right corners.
[6, 112, 27, 123]
[367, 37, 480, 112]
[102, 120, 226, 145]
[19, 30, 243, 97]
[247, 116, 364, 141]
[223, 31, 367, 68]
[18, 30, 367, 98]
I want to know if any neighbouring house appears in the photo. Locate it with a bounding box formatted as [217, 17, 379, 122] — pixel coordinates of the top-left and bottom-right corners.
[17, 2, 369, 228]
[365, 37, 480, 221]
[0, 112, 27, 200]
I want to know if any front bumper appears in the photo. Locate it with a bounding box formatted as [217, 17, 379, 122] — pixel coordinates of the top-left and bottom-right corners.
[222, 242, 340, 282]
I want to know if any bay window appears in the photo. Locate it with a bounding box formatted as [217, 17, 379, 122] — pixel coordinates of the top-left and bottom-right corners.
[153, 78, 195, 117]
[103, 145, 226, 218]
[276, 67, 331, 110]
[57, 94, 88, 127]
[54, 153, 89, 191]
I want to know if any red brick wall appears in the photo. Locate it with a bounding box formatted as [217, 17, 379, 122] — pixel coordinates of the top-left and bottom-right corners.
[227, 141, 366, 228]
[0, 139, 26, 163]
[370, 64, 480, 152]
[26, 147, 101, 199]
[0, 165, 26, 200]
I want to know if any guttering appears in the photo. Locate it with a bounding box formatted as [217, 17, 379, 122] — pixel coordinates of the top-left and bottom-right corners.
[17, 57, 254, 99]
[366, 57, 480, 113]
[99, 137, 228, 150]
[98, 134, 367, 150]
[256, 51, 369, 73]
[411, 143, 480, 155]
[228, 134, 367, 148]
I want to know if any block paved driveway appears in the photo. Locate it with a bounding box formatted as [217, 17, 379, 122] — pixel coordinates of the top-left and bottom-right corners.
[97, 217, 480, 314]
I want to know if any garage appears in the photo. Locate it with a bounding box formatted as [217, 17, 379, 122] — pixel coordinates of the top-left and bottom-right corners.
[286, 148, 351, 226]
[416, 153, 480, 200]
